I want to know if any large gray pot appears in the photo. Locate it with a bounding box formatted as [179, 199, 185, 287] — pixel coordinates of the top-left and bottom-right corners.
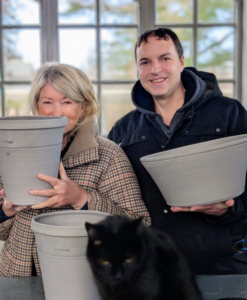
[140, 134, 247, 207]
[0, 116, 67, 205]
[31, 210, 110, 300]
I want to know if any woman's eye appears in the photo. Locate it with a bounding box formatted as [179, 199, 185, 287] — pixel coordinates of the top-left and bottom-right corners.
[63, 101, 72, 105]
[125, 258, 133, 264]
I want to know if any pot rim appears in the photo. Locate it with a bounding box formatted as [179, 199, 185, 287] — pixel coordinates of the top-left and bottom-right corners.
[0, 116, 67, 130]
[31, 210, 110, 237]
[141, 134, 247, 162]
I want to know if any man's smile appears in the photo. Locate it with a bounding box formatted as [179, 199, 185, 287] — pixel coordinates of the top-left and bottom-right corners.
[149, 77, 167, 83]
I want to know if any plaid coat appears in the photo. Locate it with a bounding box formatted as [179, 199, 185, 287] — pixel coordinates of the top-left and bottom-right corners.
[0, 120, 150, 276]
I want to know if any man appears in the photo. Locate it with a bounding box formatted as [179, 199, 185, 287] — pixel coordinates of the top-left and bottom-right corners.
[108, 28, 247, 274]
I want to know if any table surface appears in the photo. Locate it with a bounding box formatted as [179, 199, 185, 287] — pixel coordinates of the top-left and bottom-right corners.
[0, 275, 246, 300]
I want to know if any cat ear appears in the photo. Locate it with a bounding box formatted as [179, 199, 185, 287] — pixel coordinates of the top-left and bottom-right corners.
[85, 222, 101, 243]
[131, 217, 143, 231]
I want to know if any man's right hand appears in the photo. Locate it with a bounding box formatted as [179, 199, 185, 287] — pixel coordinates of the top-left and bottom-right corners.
[0, 189, 30, 217]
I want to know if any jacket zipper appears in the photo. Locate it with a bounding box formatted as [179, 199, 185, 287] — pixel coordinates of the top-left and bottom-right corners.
[165, 110, 192, 149]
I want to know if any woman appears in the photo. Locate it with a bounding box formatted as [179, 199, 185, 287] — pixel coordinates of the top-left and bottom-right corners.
[0, 62, 150, 276]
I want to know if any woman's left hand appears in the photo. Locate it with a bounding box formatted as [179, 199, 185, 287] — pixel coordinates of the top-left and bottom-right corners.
[30, 162, 88, 210]
[170, 199, 234, 216]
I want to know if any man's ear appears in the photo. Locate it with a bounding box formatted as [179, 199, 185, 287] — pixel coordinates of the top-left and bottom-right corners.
[180, 55, 185, 72]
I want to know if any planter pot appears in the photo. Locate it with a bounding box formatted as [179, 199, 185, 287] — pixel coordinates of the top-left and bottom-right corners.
[31, 210, 110, 300]
[0, 116, 67, 205]
[140, 134, 247, 207]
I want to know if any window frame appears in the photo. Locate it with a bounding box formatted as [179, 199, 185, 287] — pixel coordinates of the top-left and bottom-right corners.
[138, 0, 243, 101]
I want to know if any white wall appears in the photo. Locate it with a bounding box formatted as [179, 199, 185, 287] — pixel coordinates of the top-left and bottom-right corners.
[242, 0, 247, 107]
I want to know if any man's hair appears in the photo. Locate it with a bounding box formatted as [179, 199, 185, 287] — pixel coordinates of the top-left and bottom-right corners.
[135, 27, 184, 61]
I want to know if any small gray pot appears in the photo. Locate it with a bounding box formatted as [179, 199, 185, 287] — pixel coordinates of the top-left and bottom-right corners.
[140, 134, 247, 207]
[31, 210, 110, 300]
[0, 116, 67, 205]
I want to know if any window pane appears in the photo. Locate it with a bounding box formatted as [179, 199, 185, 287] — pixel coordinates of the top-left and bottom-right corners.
[59, 29, 96, 81]
[218, 82, 234, 98]
[100, 0, 138, 24]
[155, 0, 193, 24]
[101, 28, 137, 80]
[100, 84, 135, 136]
[197, 27, 234, 79]
[198, 0, 234, 23]
[170, 28, 193, 66]
[3, 29, 41, 81]
[58, 0, 96, 24]
[2, 0, 40, 25]
[4, 85, 31, 116]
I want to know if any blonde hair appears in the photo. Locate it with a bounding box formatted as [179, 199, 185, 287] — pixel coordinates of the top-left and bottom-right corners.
[28, 62, 100, 137]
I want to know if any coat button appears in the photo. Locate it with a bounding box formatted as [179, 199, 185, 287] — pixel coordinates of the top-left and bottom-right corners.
[161, 145, 164, 148]
[163, 209, 168, 214]
[141, 136, 146, 139]
[185, 131, 189, 133]
[216, 128, 221, 132]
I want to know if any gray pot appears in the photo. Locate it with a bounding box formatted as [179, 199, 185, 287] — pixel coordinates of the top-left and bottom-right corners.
[140, 134, 247, 207]
[0, 116, 67, 205]
[31, 210, 110, 300]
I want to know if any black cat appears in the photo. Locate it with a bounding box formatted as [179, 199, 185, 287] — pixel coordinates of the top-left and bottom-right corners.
[85, 215, 204, 300]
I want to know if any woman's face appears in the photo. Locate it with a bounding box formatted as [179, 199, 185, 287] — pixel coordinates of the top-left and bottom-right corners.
[37, 83, 86, 135]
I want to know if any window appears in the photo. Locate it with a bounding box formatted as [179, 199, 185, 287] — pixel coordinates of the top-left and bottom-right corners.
[0, 0, 243, 136]
[140, 0, 242, 100]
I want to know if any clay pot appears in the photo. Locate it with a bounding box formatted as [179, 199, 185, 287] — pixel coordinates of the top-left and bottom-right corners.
[31, 210, 110, 300]
[0, 116, 67, 205]
[140, 134, 247, 207]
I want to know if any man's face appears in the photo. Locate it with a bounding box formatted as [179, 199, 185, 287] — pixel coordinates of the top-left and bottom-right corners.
[136, 36, 184, 101]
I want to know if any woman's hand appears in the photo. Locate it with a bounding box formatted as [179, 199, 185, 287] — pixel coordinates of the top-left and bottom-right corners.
[0, 189, 29, 217]
[30, 162, 88, 210]
[170, 199, 234, 216]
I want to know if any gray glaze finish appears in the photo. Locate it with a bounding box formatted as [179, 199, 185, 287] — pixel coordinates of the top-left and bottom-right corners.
[0, 116, 67, 205]
[31, 211, 110, 300]
[141, 134, 247, 207]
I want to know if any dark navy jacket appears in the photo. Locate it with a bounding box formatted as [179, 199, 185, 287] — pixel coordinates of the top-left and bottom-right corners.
[108, 67, 247, 274]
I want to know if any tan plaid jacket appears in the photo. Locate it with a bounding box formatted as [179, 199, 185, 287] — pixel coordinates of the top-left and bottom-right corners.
[0, 120, 150, 276]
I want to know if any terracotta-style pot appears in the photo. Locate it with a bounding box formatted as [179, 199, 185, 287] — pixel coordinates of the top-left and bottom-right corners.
[0, 116, 67, 205]
[31, 210, 110, 300]
[140, 134, 247, 207]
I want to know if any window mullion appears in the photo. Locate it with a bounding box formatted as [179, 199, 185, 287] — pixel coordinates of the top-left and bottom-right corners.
[139, 0, 155, 34]
[41, 0, 58, 63]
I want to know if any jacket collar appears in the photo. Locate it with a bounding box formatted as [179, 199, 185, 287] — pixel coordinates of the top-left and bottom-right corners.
[62, 119, 99, 168]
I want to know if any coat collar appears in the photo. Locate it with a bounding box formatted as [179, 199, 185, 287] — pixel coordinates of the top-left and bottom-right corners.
[62, 119, 99, 168]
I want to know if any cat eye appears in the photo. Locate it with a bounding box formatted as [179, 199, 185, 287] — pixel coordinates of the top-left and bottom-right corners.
[125, 258, 133, 264]
[94, 240, 101, 246]
[102, 260, 110, 265]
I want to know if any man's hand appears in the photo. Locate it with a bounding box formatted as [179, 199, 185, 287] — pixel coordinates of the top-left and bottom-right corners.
[170, 199, 234, 216]
[0, 189, 29, 217]
[30, 162, 88, 210]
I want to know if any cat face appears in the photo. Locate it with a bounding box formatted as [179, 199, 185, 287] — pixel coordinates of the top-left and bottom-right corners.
[86, 216, 145, 285]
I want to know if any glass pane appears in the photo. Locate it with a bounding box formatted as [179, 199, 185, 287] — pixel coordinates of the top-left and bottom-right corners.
[198, 0, 234, 23]
[218, 82, 234, 98]
[59, 29, 96, 80]
[155, 0, 193, 24]
[2, 0, 40, 25]
[100, 84, 135, 136]
[197, 27, 234, 79]
[4, 85, 31, 116]
[58, 0, 96, 24]
[100, 0, 138, 24]
[3, 29, 41, 81]
[170, 28, 193, 66]
[101, 28, 137, 80]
